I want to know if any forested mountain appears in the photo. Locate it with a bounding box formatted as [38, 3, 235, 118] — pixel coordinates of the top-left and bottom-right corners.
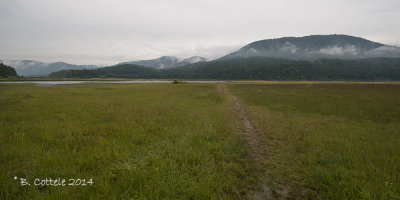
[158, 57, 400, 80]
[27, 35, 400, 80]
[50, 57, 400, 81]
[117, 56, 207, 69]
[0, 63, 18, 78]
[220, 35, 400, 60]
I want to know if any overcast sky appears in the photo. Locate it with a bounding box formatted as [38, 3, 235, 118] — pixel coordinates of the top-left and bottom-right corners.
[1, 0, 399, 65]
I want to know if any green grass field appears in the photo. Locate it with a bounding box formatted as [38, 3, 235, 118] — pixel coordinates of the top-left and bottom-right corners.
[0, 83, 257, 199]
[228, 83, 400, 199]
[1, 82, 399, 199]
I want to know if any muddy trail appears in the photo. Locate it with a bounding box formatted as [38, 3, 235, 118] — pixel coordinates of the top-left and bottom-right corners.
[218, 84, 289, 200]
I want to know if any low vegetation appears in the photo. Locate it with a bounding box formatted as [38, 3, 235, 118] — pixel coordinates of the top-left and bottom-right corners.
[172, 79, 184, 84]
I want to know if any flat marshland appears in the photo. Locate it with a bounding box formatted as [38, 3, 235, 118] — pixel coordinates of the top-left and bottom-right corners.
[1, 82, 399, 199]
[0, 84, 256, 199]
[228, 83, 400, 199]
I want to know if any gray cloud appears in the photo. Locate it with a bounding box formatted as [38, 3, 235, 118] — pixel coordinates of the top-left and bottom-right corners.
[1, 0, 400, 65]
[316, 45, 359, 56]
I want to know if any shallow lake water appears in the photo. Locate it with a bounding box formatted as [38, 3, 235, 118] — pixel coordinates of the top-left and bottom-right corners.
[0, 80, 226, 85]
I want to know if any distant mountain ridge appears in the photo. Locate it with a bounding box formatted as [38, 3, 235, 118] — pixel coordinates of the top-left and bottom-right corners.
[220, 34, 400, 60]
[50, 57, 400, 81]
[2, 60, 97, 77]
[49, 34, 400, 81]
[117, 56, 207, 69]
[2, 56, 206, 76]
[9, 34, 400, 80]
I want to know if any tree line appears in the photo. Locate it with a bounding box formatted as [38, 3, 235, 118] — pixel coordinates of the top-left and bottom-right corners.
[49, 57, 400, 81]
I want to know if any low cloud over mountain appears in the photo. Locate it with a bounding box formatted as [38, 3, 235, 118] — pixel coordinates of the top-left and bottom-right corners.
[117, 56, 207, 69]
[220, 34, 400, 60]
[2, 60, 97, 77]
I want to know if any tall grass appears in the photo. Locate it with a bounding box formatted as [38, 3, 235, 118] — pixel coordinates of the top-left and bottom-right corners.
[0, 83, 255, 199]
[228, 83, 400, 199]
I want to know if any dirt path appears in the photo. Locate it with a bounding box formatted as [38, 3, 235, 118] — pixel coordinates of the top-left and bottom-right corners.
[218, 84, 274, 200]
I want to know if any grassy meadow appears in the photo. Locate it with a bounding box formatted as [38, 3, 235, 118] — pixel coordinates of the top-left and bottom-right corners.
[228, 83, 400, 199]
[1, 82, 399, 199]
[0, 83, 257, 199]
